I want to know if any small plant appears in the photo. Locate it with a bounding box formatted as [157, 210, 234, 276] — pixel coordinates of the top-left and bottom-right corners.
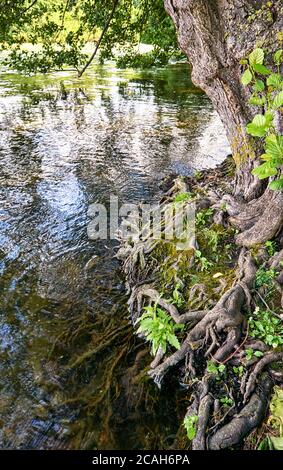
[248, 307, 283, 348]
[196, 208, 214, 227]
[169, 283, 185, 307]
[241, 47, 283, 190]
[232, 365, 245, 377]
[207, 360, 226, 377]
[194, 170, 202, 180]
[183, 415, 199, 440]
[136, 305, 184, 355]
[245, 348, 264, 361]
[255, 266, 277, 289]
[203, 228, 221, 252]
[195, 250, 213, 272]
[220, 396, 234, 407]
[265, 240, 277, 257]
[174, 192, 194, 204]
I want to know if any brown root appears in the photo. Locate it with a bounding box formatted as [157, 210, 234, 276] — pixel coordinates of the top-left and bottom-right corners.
[243, 352, 283, 403]
[224, 191, 283, 247]
[208, 376, 273, 450]
[149, 249, 256, 385]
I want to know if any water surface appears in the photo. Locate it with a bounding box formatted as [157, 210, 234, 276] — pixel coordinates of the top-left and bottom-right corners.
[0, 62, 229, 449]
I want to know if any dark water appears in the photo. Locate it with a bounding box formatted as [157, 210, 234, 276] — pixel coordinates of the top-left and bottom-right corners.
[0, 62, 229, 449]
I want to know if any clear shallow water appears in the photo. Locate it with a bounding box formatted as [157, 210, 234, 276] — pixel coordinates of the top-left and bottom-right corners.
[0, 62, 229, 449]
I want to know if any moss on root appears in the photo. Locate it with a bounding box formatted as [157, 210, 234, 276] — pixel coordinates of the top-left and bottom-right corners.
[118, 158, 283, 450]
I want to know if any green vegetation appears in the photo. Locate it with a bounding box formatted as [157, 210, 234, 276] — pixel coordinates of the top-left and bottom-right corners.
[136, 304, 184, 355]
[248, 307, 283, 348]
[169, 283, 185, 308]
[206, 361, 226, 376]
[258, 386, 283, 450]
[0, 0, 181, 74]
[255, 266, 277, 289]
[219, 396, 234, 407]
[245, 348, 264, 360]
[183, 415, 198, 441]
[241, 47, 283, 190]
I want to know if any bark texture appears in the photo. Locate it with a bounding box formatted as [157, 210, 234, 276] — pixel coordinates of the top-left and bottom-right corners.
[164, 0, 282, 200]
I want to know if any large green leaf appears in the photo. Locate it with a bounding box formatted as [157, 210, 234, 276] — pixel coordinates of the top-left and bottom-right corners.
[270, 437, 283, 450]
[249, 48, 264, 66]
[241, 68, 252, 85]
[272, 91, 283, 109]
[267, 73, 283, 89]
[253, 79, 265, 92]
[252, 162, 278, 179]
[249, 95, 266, 106]
[269, 178, 283, 191]
[167, 333, 180, 350]
[265, 135, 283, 159]
[252, 64, 271, 75]
[246, 114, 267, 137]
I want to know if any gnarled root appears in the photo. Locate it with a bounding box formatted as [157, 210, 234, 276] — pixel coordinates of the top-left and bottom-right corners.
[223, 190, 283, 247]
[208, 376, 273, 450]
[149, 249, 256, 386]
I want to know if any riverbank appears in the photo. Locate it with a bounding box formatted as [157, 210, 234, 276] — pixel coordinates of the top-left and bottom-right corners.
[117, 157, 283, 450]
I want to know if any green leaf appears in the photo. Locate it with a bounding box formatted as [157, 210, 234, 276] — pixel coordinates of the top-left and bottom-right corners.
[272, 91, 283, 109]
[246, 114, 267, 137]
[253, 114, 266, 127]
[241, 68, 253, 86]
[265, 134, 283, 159]
[252, 64, 271, 75]
[249, 48, 264, 66]
[269, 178, 283, 191]
[252, 162, 278, 179]
[273, 49, 283, 65]
[167, 333, 181, 350]
[254, 350, 264, 357]
[253, 79, 265, 92]
[249, 95, 266, 106]
[267, 73, 282, 89]
[270, 437, 283, 451]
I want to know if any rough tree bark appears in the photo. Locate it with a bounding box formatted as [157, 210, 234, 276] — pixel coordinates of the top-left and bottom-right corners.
[164, 0, 283, 245]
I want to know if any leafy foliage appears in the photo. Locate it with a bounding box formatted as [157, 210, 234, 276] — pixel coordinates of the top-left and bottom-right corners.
[248, 307, 283, 348]
[241, 47, 283, 190]
[245, 348, 264, 361]
[220, 396, 234, 407]
[136, 304, 184, 355]
[0, 0, 180, 73]
[195, 250, 213, 272]
[183, 415, 198, 441]
[206, 361, 226, 376]
[169, 283, 185, 308]
[255, 266, 277, 289]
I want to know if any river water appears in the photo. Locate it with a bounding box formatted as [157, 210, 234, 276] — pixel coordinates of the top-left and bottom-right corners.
[0, 62, 229, 449]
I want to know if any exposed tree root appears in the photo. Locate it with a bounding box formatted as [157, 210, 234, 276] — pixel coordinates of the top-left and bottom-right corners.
[148, 249, 255, 386]
[119, 167, 283, 450]
[224, 190, 283, 247]
[244, 352, 283, 403]
[209, 376, 273, 450]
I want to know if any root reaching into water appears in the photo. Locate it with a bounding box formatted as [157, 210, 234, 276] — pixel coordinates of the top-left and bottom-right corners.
[119, 162, 283, 450]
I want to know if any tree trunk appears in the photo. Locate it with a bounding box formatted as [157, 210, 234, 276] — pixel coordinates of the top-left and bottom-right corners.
[164, 0, 282, 201]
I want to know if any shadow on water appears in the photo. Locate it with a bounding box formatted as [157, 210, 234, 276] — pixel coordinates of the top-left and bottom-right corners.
[0, 62, 229, 449]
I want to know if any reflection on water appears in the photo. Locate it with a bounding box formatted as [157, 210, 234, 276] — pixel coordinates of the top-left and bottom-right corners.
[0, 62, 229, 449]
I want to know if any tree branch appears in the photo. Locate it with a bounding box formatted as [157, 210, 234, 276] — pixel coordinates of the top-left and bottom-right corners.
[78, 0, 119, 77]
